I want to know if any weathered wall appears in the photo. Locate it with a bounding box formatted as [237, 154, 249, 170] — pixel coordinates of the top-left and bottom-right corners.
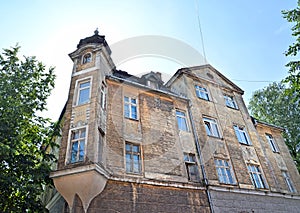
[87, 180, 210, 213]
[210, 190, 300, 213]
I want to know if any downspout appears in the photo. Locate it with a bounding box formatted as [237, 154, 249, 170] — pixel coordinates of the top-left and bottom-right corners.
[187, 100, 214, 213]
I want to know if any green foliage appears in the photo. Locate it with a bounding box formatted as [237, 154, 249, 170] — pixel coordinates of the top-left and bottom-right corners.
[0, 46, 58, 212]
[282, 1, 300, 99]
[249, 82, 300, 173]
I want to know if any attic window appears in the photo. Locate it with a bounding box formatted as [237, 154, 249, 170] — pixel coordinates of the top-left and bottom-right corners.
[147, 80, 157, 89]
[82, 53, 92, 64]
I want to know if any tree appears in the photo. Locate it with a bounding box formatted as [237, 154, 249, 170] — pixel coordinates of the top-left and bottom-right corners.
[0, 46, 58, 212]
[248, 82, 300, 173]
[282, 1, 300, 99]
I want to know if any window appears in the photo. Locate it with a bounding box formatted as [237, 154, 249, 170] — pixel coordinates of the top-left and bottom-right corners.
[282, 171, 296, 193]
[176, 110, 188, 131]
[224, 95, 238, 109]
[77, 80, 91, 105]
[100, 84, 106, 110]
[203, 117, 220, 138]
[234, 125, 251, 145]
[266, 134, 279, 153]
[184, 153, 200, 182]
[214, 159, 235, 184]
[70, 128, 86, 163]
[247, 164, 266, 189]
[147, 80, 157, 89]
[195, 85, 210, 101]
[124, 96, 137, 119]
[125, 143, 141, 174]
[82, 53, 92, 64]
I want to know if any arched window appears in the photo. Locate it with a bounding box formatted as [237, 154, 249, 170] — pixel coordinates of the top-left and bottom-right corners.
[82, 53, 92, 64]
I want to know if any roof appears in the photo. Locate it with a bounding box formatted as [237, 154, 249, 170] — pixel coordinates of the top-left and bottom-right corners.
[76, 29, 111, 54]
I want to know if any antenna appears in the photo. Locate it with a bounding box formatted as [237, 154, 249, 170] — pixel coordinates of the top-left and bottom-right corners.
[194, 0, 208, 65]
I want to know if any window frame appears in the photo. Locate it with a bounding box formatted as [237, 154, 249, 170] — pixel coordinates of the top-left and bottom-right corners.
[234, 125, 252, 145]
[124, 96, 138, 120]
[184, 153, 200, 182]
[76, 78, 91, 106]
[282, 171, 296, 193]
[247, 164, 266, 189]
[68, 127, 87, 164]
[214, 159, 236, 185]
[224, 94, 238, 109]
[203, 117, 221, 138]
[265, 134, 279, 153]
[176, 110, 189, 131]
[195, 85, 210, 101]
[100, 83, 106, 110]
[82, 52, 92, 64]
[125, 142, 142, 174]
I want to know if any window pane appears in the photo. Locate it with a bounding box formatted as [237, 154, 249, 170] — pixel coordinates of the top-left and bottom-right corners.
[71, 142, 78, 162]
[124, 104, 130, 117]
[204, 122, 212, 135]
[80, 82, 90, 88]
[131, 98, 136, 104]
[126, 144, 131, 151]
[79, 141, 84, 161]
[131, 105, 137, 119]
[80, 129, 86, 138]
[78, 88, 90, 104]
[124, 96, 129, 102]
[212, 123, 220, 137]
[132, 145, 139, 153]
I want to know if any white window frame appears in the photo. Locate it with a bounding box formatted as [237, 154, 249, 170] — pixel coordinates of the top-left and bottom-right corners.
[203, 117, 221, 138]
[184, 153, 200, 182]
[176, 110, 189, 131]
[124, 96, 138, 120]
[67, 126, 88, 164]
[100, 84, 106, 110]
[265, 134, 279, 153]
[125, 142, 142, 174]
[82, 52, 92, 64]
[195, 85, 210, 101]
[234, 125, 252, 145]
[214, 159, 235, 184]
[282, 171, 296, 193]
[247, 164, 266, 189]
[224, 94, 238, 109]
[76, 78, 92, 106]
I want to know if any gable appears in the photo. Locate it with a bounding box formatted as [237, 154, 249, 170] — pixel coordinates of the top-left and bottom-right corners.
[166, 64, 244, 95]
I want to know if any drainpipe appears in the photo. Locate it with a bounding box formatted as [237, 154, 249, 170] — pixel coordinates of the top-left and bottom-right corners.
[187, 100, 214, 213]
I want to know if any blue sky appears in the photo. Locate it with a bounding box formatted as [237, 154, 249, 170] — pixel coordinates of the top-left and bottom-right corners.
[0, 0, 297, 120]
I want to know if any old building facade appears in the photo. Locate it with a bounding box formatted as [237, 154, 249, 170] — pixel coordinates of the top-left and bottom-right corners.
[49, 31, 300, 212]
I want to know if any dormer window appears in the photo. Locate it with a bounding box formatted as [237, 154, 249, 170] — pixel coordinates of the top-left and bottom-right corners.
[82, 53, 92, 64]
[147, 80, 157, 89]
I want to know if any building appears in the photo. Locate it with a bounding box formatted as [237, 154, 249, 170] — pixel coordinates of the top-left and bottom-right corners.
[49, 30, 300, 212]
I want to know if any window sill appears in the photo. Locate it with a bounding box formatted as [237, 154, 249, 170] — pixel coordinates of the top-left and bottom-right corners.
[207, 135, 223, 140]
[74, 102, 91, 107]
[239, 142, 252, 146]
[226, 106, 239, 110]
[197, 97, 210, 102]
[125, 117, 139, 121]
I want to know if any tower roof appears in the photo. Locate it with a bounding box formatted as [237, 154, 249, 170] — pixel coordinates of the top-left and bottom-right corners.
[77, 28, 109, 50]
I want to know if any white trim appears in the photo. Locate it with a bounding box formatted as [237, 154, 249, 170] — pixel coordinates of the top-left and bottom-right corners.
[72, 67, 97, 77]
[73, 76, 93, 107]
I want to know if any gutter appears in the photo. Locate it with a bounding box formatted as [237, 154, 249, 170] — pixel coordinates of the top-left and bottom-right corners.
[187, 100, 214, 212]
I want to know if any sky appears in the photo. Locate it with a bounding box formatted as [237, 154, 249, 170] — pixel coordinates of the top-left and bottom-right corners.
[0, 0, 297, 121]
